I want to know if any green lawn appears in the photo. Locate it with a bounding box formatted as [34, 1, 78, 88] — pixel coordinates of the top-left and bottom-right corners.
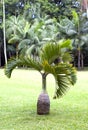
[0, 69, 88, 130]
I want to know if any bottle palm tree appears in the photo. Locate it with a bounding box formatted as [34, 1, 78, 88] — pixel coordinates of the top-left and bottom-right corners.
[5, 39, 77, 115]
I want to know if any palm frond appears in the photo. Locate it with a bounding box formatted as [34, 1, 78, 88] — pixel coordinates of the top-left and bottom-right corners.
[5, 56, 42, 78]
[45, 18, 54, 25]
[62, 52, 72, 63]
[26, 45, 35, 55]
[54, 75, 70, 98]
[57, 23, 68, 34]
[66, 29, 77, 36]
[41, 42, 61, 64]
[72, 10, 79, 27]
[7, 45, 16, 53]
[8, 35, 21, 44]
[41, 40, 72, 64]
[6, 28, 14, 39]
[60, 18, 74, 27]
[21, 56, 42, 71]
[42, 60, 55, 75]
[5, 58, 23, 78]
[59, 39, 72, 49]
[53, 63, 77, 98]
[66, 64, 77, 85]
[24, 21, 30, 33]
[18, 39, 31, 50]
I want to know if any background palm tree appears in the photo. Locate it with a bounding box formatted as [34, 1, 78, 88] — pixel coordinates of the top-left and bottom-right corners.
[6, 15, 30, 58]
[58, 10, 88, 69]
[20, 16, 58, 59]
[5, 39, 77, 115]
[6, 15, 58, 60]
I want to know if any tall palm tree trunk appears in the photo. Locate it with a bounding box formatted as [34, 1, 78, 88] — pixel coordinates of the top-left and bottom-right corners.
[3, 0, 7, 64]
[16, 43, 19, 59]
[81, 53, 84, 69]
[37, 73, 50, 115]
[0, 46, 1, 67]
[81, 0, 88, 18]
[78, 48, 81, 70]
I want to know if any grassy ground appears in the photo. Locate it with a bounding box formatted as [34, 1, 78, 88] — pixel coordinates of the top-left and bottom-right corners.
[0, 69, 88, 130]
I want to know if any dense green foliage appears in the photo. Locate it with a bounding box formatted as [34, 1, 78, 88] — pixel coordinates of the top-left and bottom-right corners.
[0, 0, 88, 68]
[58, 10, 88, 69]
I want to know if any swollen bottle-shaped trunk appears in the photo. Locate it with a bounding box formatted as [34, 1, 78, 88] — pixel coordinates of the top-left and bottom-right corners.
[37, 73, 50, 115]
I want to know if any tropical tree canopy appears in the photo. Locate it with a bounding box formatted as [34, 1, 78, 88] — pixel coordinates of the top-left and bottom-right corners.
[5, 39, 77, 98]
[57, 10, 88, 69]
[0, 0, 88, 68]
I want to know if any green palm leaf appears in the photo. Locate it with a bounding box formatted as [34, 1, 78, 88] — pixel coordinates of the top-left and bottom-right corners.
[55, 75, 70, 98]
[72, 10, 79, 27]
[8, 35, 21, 44]
[62, 52, 72, 63]
[18, 39, 31, 50]
[5, 58, 23, 78]
[53, 63, 77, 98]
[42, 60, 55, 75]
[41, 42, 61, 64]
[41, 39, 72, 64]
[5, 56, 42, 78]
[59, 39, 72, 49]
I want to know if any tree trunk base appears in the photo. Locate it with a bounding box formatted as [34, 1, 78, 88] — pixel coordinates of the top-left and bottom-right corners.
[37, 92, 50, 115]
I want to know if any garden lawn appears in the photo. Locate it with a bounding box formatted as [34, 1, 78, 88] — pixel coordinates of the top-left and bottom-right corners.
[0, 69, 88, 130]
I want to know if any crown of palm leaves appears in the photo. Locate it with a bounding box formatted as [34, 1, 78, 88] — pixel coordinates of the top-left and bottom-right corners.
[5, 39, 77, 98]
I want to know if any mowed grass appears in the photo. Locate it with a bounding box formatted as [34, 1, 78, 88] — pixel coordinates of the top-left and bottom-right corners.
[0, 69, 88, 130]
